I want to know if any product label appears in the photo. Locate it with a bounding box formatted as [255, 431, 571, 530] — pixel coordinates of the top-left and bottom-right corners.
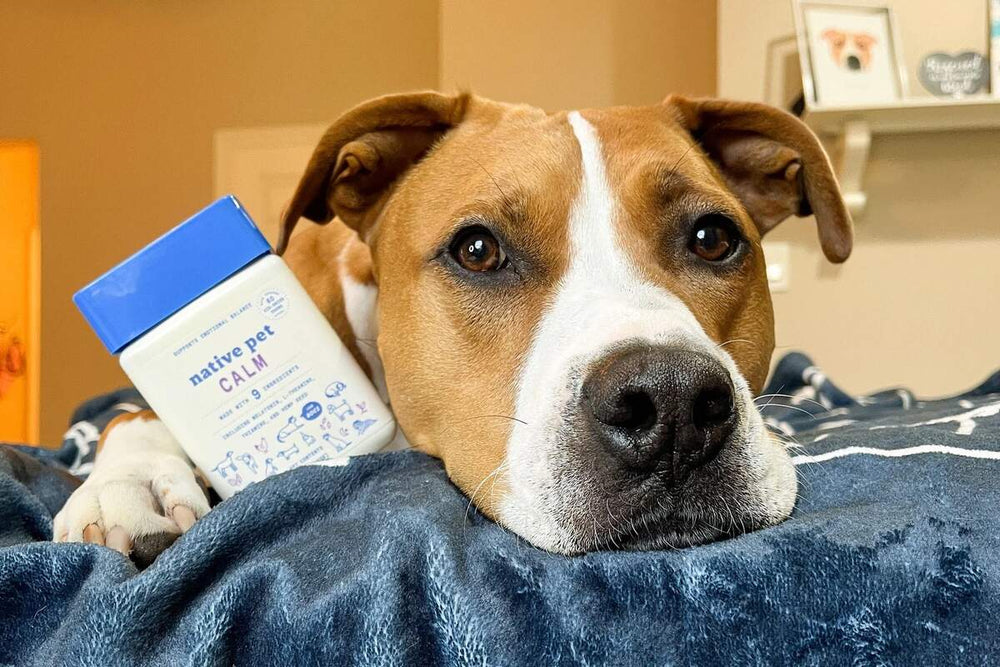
[122, 258, 393, 498]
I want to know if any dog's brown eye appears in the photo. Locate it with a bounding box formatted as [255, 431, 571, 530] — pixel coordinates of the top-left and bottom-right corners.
[689, 216, 739, 262]
[450, 226, 507, 272]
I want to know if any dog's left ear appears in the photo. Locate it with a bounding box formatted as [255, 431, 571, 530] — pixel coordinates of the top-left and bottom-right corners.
[277, 91, 471, 253]
[666, 96, 853, 263]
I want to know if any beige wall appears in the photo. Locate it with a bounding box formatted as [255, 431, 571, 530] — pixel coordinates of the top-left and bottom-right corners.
[440, 0, 716, 108]
[1, 1, 441, 444]
[719, 0, 1000, 397]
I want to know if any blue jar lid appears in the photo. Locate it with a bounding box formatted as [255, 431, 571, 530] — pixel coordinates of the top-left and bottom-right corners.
[75, 195, 272, 354]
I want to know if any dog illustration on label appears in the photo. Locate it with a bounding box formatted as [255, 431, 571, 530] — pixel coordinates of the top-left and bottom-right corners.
[327, 398, 354, 422]
[276, 416, 304, 443]
[277, 441, 300, 460]
[255, 437, 269, 453]
[324, 381, 347, 398]
[264, 458, 280, 476]
[212, 451, 243, 487]
[238, 452, 259, 474]
[212, 450, 238, 478]
[300, 430, 316, 446]
[322, 431, 351, 453]
[353, 418, 377, 436]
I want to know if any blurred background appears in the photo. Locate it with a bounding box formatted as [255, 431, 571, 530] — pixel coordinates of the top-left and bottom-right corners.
[1, 0, 997, 445]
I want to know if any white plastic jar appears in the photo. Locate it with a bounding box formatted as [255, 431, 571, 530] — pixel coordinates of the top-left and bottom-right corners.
[75, 196, 395, 498]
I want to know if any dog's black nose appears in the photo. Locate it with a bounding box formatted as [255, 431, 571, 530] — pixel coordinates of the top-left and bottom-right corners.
[847, 55, 861, 70]
[582, 346, 736, 477]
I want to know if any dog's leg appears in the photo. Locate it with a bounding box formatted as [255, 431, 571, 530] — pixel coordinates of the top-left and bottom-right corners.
[53, 411, 209, 566]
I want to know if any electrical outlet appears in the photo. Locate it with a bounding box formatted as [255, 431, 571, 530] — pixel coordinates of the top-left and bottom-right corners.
[763, 242, 790, 292]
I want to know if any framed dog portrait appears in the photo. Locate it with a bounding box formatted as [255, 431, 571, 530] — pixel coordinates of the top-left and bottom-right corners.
[794, 0, 907, 107]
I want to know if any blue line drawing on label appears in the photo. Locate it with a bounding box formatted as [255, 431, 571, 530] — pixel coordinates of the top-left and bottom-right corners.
[339, 427, 350, 438]
[264, 458, 280, 476]
[301, 401, 323, 421]
[327, 398, 355, 422]
[300, 430, 316, 446]
[320, 417, 333, 432]
[212, 450, 239, 480]
[352, 418, 377, 436]
[277, 441, 300, 460]
[255, 437, 269, 453]
[238, 452, 259, 474]
[276, 416, 304, 443]
[323, 432, 352, 453]
[355, 401, 368, 415]
[324, 381, 347, 398]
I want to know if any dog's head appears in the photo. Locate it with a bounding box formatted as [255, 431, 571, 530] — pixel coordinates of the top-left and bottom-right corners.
[821, 30, 878, 71]
[280, 92, 851, 553]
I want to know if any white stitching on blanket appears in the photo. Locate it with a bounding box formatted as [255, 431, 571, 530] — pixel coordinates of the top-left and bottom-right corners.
[792, 444, 1000, 465]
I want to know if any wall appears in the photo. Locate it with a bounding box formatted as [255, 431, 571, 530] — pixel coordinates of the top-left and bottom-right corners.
[440, 0, 716, 108]
[718, 0, 1000, 397]
[0, 1, 441, 444]
[2, 1, 719, 444]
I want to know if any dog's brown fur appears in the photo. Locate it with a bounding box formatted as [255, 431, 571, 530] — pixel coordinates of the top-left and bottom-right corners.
[277, 91, 850, 518]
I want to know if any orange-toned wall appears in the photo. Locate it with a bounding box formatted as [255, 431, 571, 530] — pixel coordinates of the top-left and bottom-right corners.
[0, 142, 41, 443]
[0, 1, 441, 444]
[440, 0, 716, 108]
[1, 1, 718, 445]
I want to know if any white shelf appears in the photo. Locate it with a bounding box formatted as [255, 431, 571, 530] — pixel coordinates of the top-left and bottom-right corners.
[803, 96, 1000, 135]
[800, 97, 1000, 218]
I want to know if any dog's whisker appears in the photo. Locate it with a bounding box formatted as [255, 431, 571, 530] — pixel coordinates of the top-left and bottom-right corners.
[754, 392, 828, 412]
[464, 460, 509, 529]
[662, 139, 700, 189]
[756, 403, 817, 419]
[448, 414, 528, 426]
[469, 156, 518, 213]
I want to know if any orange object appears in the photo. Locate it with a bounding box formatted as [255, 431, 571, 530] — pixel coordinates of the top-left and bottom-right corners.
[0, 141, 41, 444]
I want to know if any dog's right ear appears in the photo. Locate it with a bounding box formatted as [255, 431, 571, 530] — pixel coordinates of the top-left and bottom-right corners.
[277, 91, 471, 253]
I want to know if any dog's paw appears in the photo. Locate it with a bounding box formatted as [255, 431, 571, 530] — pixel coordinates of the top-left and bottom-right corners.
[53, 449, 210, 566]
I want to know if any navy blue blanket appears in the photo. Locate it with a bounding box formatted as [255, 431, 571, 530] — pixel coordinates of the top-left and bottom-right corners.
[2, 353, 1000, 665]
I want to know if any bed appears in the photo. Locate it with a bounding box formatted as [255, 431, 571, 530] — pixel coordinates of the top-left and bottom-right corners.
[1, 353, 999, 665]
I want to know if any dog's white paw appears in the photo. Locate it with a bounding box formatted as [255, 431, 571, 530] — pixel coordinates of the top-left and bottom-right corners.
[53, 416, 210, 565]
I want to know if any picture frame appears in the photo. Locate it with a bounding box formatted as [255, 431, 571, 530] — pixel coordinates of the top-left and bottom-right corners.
[991, 0, 1000, 97]
[793, 0, 908, 107]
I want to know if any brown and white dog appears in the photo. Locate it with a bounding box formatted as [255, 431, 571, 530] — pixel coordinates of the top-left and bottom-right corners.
[54, 91, 851, 559]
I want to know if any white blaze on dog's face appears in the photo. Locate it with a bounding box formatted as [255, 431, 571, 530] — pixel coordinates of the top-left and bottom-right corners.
[280, 93, 852, 553]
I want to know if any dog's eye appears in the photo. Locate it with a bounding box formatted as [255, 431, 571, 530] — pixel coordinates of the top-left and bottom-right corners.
[688, 215, 740, 262]
[449, 226, 508, 272]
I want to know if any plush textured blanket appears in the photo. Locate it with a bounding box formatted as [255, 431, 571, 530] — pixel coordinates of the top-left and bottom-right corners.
[1, 354, 999, 665]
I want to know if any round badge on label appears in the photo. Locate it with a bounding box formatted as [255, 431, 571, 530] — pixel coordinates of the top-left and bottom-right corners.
[301, 401, 323, 421]
[259, 290, 288, 319]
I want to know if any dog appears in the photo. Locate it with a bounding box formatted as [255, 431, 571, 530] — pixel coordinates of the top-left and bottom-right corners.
[54, 92, 851, 559]
[820, 29, 878, 71]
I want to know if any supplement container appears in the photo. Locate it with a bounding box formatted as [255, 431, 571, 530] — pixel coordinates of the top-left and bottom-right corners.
[75, 196, 396, 498]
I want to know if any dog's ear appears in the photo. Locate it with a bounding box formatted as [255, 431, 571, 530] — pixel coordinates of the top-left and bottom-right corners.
[853, 33, 877, 50]
[666, 96, 853, 263]
[821, 29, 846, 46]
[277, 91, 471, 253]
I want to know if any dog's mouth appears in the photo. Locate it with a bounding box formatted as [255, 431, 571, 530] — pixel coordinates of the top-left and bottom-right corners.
[584, 497, 776, 552]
